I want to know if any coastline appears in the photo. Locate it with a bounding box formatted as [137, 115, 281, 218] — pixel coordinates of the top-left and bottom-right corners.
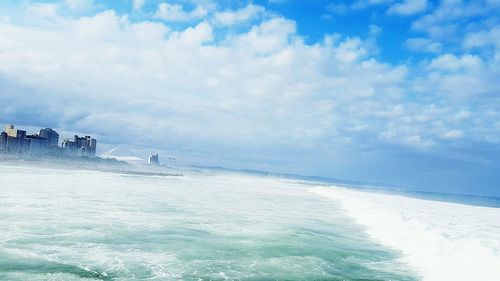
[0, 157, 183, 177]
[190, 165, 500, 209]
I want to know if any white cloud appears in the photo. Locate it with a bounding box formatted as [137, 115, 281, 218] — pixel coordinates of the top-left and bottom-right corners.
[64, 0, 93, 11]
[352, 0, 392, 10]
[404, 135, 435, 147]
[453, 110, 471, 121]
[0, 4, 499, 163]
[410, 0, 499, 41]
[428, 54, 483, 72]
[327, 0, 427, 17]
[230, 17, 296, 55]
[170, 21, 213, 45]
[154, 3, 208, 22]
[369, 24, 382, 36]
[335, 38, 368, 63]
[133, 0, 145, 11]
[326, 2, 349, 15]
[412, 52, 500, 108]
[405, 37, 442, 53]
[73, 10, 125, 40]
[375, 104, 404, 118]
[464, 26, 500, 49]
[387, 0, 427, 16]
[441, 130, 464, 139]
[214, 4, 265, 26]
[26, 3, 59, 19]
[0, 12, 403, 151]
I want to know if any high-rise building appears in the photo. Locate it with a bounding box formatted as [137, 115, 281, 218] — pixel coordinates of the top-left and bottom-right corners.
[86, 136, 97, 157]
[5, 135, 18, 153]
[62, 138, 76, 154]
[4, 124, 26, 154]
[74, 135, 86, 150]
[64, 135, 97, 157]
[25, 135, 49, 154]
[39, 128, 59, 147]
[148, 154, 159, 165]
[5, 124, 17, 137]
[0, 131, 7, 153]
[2, 124, 97, 158]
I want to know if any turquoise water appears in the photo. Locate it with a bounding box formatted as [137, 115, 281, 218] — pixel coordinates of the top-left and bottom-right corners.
[0, 165, 418, 280]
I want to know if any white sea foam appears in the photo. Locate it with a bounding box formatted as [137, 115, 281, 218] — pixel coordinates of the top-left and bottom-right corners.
[1, 165, 420, 280]
[311, 186, 500, 281]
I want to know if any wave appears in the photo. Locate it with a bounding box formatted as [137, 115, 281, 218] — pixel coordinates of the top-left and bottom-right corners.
[310, 186, 500, 281]
[0, 249, 111, 280]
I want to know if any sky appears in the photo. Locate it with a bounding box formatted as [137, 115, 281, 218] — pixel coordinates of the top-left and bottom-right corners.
[0, 0, 499, 196]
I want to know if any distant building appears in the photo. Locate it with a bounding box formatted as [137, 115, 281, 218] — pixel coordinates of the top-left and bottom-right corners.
[0, 131, 7, 153]
[87, 137, 97, 157]
[62, 138, 76, 153]
[39, 128, 59, 147]
[1, 124, 97, 159]
[74, 135, 86, 152]
[80, 135, 96, 157]
[25, 134, 48, 154]
[62, 135, 97, 157]
[4, 124, 26, 154]
[5, 135, 18, 154]
[148, 154, 159, 165]
[5, 124, 17, 137]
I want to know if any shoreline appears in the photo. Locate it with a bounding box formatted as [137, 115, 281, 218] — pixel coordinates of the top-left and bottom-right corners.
[0, 158, 184, 177]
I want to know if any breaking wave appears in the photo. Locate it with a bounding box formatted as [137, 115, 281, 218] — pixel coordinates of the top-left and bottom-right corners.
[310, 186, 500, 281]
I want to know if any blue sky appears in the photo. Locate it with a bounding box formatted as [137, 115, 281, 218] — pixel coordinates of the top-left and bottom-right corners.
[0, 0, 499, 196]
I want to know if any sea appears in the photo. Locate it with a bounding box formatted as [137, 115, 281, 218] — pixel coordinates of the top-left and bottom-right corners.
[0, 164, 499, 281]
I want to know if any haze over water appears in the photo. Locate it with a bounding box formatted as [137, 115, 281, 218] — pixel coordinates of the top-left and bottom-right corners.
[1, 165, 499, 280]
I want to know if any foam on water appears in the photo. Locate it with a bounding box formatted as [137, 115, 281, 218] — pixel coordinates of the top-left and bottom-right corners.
[0, 165, 418, 280]
[311, 186, 500, 281]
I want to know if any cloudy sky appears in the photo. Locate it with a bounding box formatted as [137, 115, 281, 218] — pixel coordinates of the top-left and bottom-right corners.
[0, 0, 499, 196]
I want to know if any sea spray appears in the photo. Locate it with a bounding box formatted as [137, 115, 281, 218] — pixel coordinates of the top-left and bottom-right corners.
[311, 187, 500, 281]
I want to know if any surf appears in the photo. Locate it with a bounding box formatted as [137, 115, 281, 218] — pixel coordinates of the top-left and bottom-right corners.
[311, 186, 500, 281]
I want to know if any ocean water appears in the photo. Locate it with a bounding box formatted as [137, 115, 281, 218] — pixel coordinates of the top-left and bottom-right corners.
[311, 187, 500, 281]
[0, 165, 498, 280]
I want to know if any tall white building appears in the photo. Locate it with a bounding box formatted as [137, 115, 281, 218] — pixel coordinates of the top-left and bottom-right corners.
[148, 154, 159, 165]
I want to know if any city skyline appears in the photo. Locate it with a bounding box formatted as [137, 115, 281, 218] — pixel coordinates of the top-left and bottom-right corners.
[0, 124, 97, 157]
[0, 0, 499, 196]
